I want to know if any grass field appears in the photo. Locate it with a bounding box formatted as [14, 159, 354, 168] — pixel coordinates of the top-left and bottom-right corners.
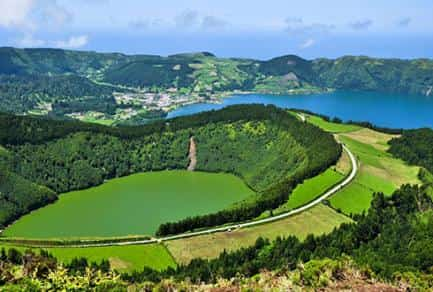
[166, 204, 352, 264]
[4, 170, 255, 239]
[329, 182, 375, 214]
[82, 118, 115, 126]
[273, 169, 344, 214]
[304, 114, 361, 133]
[329, 128, 420, 215]
[0, 243, 175, 272]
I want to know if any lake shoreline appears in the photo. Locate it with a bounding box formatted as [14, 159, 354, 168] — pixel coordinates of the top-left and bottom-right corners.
[167, 90, 433, 129]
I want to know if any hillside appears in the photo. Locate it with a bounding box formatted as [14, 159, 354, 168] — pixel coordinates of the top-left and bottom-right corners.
[388, 128, 433, 174]
[0, 105, 340, 233]
[1, 47, 432, 125]
[1, 184, 433, 291]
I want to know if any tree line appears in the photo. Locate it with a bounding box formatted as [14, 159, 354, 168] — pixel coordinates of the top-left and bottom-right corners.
[388, 128, 433, 173]
[127, 184, 433, 284]
[1, 104, 340, 234]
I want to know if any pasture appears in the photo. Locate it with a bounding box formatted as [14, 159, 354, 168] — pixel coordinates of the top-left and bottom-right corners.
[273, 169, 344, 214]
[303, 114, 361, 133]
[329, 128, 420, 215]
[166, 204, 352, 264]
[0, 243, 175, 272]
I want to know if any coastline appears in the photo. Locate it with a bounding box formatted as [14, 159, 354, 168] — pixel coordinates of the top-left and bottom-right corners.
[163, 87, 333, 117]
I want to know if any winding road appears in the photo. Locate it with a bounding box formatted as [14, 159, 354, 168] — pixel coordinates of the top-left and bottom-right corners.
[7, 143, 357, 248]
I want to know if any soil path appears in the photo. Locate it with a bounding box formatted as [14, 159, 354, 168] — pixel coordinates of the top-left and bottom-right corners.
[187, 137, 197, 171]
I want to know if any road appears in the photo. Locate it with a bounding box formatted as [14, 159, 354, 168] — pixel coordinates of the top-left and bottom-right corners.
[9, 143, 356, 248]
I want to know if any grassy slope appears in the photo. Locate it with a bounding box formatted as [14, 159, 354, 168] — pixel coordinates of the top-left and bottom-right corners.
[272, 169, 343, 214]
[332, 130, 419, 215]
[304, 114, 361, 133]
[166, 134, 351, 263]
[303, 114, 420, 215]
[166, 204, 351, 264]
[0, 243, 175, 272]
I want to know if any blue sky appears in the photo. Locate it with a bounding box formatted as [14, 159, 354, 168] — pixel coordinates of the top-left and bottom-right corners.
[1, 0, 432, 59]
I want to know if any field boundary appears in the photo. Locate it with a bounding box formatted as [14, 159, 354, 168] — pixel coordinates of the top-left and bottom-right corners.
[0, 144, 357, 248]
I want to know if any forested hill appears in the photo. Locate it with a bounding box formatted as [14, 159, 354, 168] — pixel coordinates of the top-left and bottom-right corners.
[0, 105, 340, 233]
[389, 129, 433, 172]
[0, 47, 432, 115]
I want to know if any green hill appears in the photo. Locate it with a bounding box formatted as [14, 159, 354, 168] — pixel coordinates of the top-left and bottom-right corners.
[0, 105, 340, 233]
[1, 48, 432, 119]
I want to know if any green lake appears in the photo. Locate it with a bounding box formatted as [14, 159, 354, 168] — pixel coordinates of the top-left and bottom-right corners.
[4, 171, 255, 238]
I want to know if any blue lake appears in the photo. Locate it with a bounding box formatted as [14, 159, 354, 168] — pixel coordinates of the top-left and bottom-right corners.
[167, 91, 433, 129]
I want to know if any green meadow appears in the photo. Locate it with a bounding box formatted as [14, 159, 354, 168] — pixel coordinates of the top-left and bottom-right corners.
[4, 171, 255, 239]
[167, 204, 352, 264]
[294, 114, 420, 216]
[0, 243, 175, 272]
[303, 114, 361, 133]
[273, 169, 344, 214]
[329, 129, 420, 215]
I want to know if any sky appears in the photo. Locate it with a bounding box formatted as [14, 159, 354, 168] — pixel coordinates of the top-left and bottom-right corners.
[0, 0, 432, 59]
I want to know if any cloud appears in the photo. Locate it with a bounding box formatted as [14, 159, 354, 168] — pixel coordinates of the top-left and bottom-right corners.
[15, 34, 46, 47]
[175, 10, 199, 28]
[129, 20, 150, 30]
[0, 0, 35, 28]
[201, 16, 228, 30]
[173, 10, 228, 31]
[53, 35, 88, 48]
[0, 0, 74, 31]
[40, 0, 73, 26]
[129, 18, 166, 31]
[14, 34, 89, 49]
[299, 38, 315, 49]
[285, 17, 334, 36]
[397, 17, 411, 27]
[349, 19, 373, 30]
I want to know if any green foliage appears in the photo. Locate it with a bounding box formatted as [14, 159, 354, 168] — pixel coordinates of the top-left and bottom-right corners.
[194, 120, 307, 191]
[1, 48, 432, 120]
[297, 258, 343, 288]
[0, 105, 339, 234]
[303, 114, 361, 133]
[388, 128, 433, 173]
[50, 96, 118, 116]
[7, 248, 22, 265]
[0, 166, 56, 228]
[133, 185, 433, 284]
[275, 169, 343, 213]
[0, 243, 176, 272]
[155, 107, 340, 235]
[11, 131, 190, 193]
[0, 249, 125, 291]
[0, 74, 116, 113]
[313, 56, 433, 95]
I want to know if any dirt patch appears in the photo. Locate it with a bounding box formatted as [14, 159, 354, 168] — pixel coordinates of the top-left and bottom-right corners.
[109, 257, 130, 270]
[187, 136, 197, 171]
[343, 128, 399, 151]
[335, 148, 351, 175]
[166, 205, 351, 264]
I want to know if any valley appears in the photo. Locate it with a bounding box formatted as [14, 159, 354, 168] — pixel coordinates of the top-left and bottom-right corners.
[1, 48, 433, 128]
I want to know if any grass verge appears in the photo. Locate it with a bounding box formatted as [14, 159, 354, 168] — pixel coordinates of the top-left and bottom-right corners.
[0, 243, 175, 272]
[166, 204, 351, 264]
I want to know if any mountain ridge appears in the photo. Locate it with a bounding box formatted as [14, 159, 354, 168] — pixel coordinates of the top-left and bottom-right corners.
[1, 47, 432, 123]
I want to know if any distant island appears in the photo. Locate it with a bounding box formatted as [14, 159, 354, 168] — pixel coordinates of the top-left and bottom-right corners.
[1, 47, 432, 125]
